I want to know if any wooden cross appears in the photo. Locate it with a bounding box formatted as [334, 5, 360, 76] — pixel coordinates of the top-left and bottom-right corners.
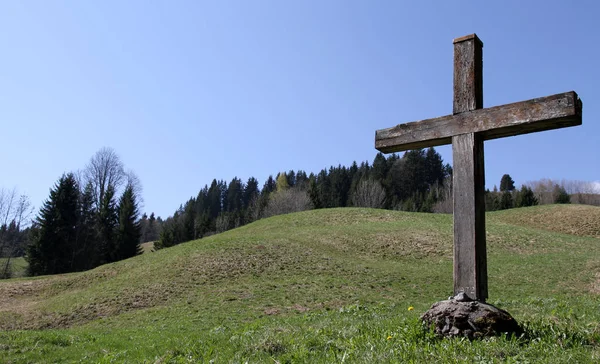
[375, 34, 582, 302]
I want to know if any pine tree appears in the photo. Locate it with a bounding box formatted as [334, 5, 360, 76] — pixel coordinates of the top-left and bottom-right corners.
[554, 185, 571, 204]
[115, 185, 142, 260]
[485, 189, 501, 211]
[74, 182, 99, 270]
[424, 147, 445, 187]
[242, 177, 259, 210]
[207, 179, 223, 220]
[499, 191, 514, 210]
[500, 174, 516, 192]
[97, 184, 118, 263]
[26, 173, 80, 276]
[371, 153, 388, 182]
[182, 198, 196, 241]
[515, 185, 538, 207]
[308, 175, 322, 209]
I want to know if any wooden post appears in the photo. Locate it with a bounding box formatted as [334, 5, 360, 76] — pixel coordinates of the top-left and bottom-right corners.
[452, 34, 487, 301]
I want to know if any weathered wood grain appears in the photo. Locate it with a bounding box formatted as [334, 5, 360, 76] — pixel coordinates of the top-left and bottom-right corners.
[451, 35, 487, 301]
[375, 91, 582, 153]
[453, 133, 487, 301]
[453, 34, 483, 113]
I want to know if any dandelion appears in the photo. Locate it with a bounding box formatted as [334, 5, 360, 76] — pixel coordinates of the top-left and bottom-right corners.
[408, 306, 414, 311]
[387, 335, 393, 340]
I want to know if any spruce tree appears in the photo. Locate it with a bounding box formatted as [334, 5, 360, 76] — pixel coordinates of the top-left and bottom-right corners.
[115, 185, 142, 260]
[500, 174, 516, 192]
[499, 191, 514, 210]
[74, 182, 99, 270]
[308, 175, 322, 209]
[26, 173, 80, 276]
[554, 185, 571, 204]
[97, 184, 118, 263]
[516, 185, 538, 207]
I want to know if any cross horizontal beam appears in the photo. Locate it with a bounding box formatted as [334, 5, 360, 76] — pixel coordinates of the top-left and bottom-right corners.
[375, 91, 582, 153]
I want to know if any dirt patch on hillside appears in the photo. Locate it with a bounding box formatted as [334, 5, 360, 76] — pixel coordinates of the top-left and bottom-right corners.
[313, 230, 452, 259]
[490, 205, 600, 238]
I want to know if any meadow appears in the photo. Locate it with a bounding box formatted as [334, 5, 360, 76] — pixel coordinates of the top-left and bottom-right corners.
[1, 205, 599, 363]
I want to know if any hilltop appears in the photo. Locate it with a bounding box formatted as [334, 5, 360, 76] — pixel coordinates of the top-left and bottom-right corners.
[1, 205, 600, 362]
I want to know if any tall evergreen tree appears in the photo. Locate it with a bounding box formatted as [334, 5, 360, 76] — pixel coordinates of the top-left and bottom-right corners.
[371, 153, 388, 182]
[181, 198, 196, 241]
[424, 147, 446, 187]
[499, 191, 514, 210]
[97, 184, 119, 264]
[308, 174, 322, 209]
[74, 181, 99, 270]
[115, 185, 142, 260]
[295, 170, 309, 189]
[554, 185, 571, 204]
[500, 174, 516, 192]
[27, 174, 80, 276]
[515, 185, 538, 207]
[226, 177, 244, 212]
[207, 179, 222, 220]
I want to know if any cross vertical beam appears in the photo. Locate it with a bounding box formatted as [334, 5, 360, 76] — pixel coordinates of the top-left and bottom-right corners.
[452, 34, 487, 301]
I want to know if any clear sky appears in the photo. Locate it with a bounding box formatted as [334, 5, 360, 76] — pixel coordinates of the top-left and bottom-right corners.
[1, 1, 598, 218]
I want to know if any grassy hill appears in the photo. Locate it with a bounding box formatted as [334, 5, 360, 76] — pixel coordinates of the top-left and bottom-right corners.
[1, 205, 600, 362]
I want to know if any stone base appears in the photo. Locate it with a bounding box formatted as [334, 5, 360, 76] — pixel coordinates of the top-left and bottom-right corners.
[421, 294, 522, 339]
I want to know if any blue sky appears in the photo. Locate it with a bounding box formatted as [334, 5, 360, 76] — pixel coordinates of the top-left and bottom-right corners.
[1, 1, 598, 218]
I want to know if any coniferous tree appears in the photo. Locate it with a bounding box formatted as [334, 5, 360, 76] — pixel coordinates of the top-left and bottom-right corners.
[499, 191, 514, 210]
[74, 181, 99, 270]
[226, 177, 244, 213]
[295, 170, 309, 189]
[97, 184, 118, 263]
[285, 170, 296, 188]
[516, 185, 538, 207]
[182, 198, 196, 241]
[308, 175, 322, 209]
[554, 185, 571, 204]
[485, 189, 501, 211]
[316, 169, 332, 207]
[243, 177, 259, 210]
[424, 147, 445, 187]
[207, 179, 223, 220]
[27, 174, 80, 276]
[500, 174, 516, 192]
[115, 185, 142, 260]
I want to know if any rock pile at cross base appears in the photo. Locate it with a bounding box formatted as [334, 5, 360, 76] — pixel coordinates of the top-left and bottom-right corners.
[421, 293, 522, 339]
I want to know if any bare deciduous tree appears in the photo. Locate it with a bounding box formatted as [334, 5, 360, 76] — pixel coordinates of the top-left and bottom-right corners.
[351, 179, 386, 208]
[84, 147, 126, 207]
[263, 188, 312, 218]
[125, 169, 144, 210]
[432, 178, 453, 214]
[525, 178, 600, 206]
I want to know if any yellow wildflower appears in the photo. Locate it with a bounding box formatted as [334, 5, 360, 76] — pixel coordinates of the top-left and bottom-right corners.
[408, 306, 414, 311]
[387, 335, 393, 340]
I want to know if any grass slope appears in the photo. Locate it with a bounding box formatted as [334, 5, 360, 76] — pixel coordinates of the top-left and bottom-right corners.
[1, 206, 600, 362]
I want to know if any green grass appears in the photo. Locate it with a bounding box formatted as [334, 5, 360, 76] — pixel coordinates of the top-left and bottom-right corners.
[1, 206, 600, 362]
[0, 256, 28, 278]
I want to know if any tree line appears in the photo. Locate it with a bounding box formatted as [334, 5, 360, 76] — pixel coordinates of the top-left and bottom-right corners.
[156, 148, 452, 249]
[2, 145, 597, 278]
